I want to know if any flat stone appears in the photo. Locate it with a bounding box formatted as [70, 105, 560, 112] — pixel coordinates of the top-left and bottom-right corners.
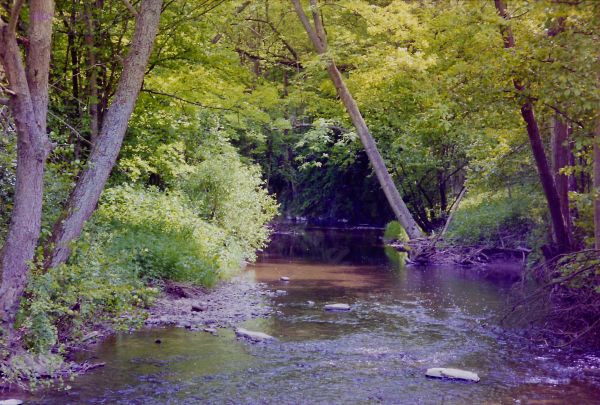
[0, 400, 24, 405]
[235, 327, 276, 342]
[191, 303, 208, 312]
[280, 276, 290, 281]
[324, 303, 351, 311]
[425, 368, 480, 382]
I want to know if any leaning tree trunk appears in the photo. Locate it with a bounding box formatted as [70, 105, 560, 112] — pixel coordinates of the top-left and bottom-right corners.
[44, 0, 163, 269]
[290, 0, 422, 239]
[494, 0, 571, 254]
[0, 0, 54, 348]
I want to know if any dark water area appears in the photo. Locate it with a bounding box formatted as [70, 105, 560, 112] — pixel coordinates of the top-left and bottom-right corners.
[12, 228, 600, 404]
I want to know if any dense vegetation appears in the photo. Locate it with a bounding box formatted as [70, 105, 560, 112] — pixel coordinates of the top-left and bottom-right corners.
[0, 0, 599, 386]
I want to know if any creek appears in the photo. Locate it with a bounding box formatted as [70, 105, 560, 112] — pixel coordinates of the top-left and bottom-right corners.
[23, 228, 600, 404]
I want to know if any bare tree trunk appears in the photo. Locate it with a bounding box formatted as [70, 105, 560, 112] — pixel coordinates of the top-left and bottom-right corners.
[45, 0, 162, 269]
[0, 0, 54, 347]
[494, 0, 571, 253]
[290, 0, 422, 239]
[595, 65, 600, 250]
[551, 116, 573, 243]
[84, 0, 99, 142]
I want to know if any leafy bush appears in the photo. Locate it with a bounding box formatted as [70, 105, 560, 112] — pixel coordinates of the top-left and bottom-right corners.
[383, 220, 409, 242]
[179, 153, 278, 262]
[445, 188, 544, 248]
[18, 227, 157, 354]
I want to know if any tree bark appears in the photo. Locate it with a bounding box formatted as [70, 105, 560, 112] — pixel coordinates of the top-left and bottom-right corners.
[494, 0, 571, 253]
[551, 116, 573, 243]
[84, 0, 99, 142]
[0, 0, 54, 347]
[290, 0, 422, 239]
[595, 65, 600, 250]
[45, 0, 162, 269]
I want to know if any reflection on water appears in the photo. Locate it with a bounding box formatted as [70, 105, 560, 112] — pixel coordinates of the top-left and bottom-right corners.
[18, 228, 600, 404]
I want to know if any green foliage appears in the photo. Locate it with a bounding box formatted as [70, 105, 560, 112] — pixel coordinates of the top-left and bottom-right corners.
[18, 226, 157, 354]
[446, 188, 545, 248]
[98, 185, 224, 284]
[383, 220, 409, 243]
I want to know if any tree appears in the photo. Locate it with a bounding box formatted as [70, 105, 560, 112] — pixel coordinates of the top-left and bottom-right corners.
[494, 0, 571, 254]
[290, 0, 422, 240]
[45, 0, 163, 269]
[0, 0, 55, 348]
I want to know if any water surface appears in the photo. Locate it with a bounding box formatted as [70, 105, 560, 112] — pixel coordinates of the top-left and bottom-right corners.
[21, 228, 600, 404]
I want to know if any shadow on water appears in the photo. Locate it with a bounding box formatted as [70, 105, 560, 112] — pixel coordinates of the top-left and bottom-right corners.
[16, 228, 600, 404]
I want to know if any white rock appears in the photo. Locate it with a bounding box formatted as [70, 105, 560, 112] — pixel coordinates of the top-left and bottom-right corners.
[0, 400, 24, 405]
[324, 303, 351, 311]
[235, 328, 276, 342]
[306, 300, 315, 306]
[425, 368, 480, 382]
[280, 276, 290, 281]
[275, 290, 287, 295]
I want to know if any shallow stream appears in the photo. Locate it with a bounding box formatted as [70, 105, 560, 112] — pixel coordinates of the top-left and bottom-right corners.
[20, 228, 600, 404]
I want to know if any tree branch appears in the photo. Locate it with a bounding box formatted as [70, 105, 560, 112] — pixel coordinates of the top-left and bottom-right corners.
[8, 0, 25, 34]
[121, 0, 139, 17]
[142, 88, 236, 111]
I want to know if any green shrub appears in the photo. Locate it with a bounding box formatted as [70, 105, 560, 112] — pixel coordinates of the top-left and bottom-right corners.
[445, 188, 544, 248]
[383, 220, 409, 242]
[18, 227, 157, 354]
[179, 153, 278, 262]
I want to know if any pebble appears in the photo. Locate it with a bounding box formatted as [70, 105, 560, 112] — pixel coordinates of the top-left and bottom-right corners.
[0, 400, 23, 405]
[275, 290, 287, 295]
[280, 276, 290, 281]
[307, 300, 315, 306]
[154, 339, 162, 344]
[324, 303, 351, 311]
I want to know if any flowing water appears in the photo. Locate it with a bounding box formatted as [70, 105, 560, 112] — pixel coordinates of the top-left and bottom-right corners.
[17, 228, 600, 404]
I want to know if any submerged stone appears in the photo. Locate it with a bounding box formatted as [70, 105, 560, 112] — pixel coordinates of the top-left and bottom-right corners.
[235, 327, 276, 342]
[324, 303, 351, 311]
[425, 368, 480, 382]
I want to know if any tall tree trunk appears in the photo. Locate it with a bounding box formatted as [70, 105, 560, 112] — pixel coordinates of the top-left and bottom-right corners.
[595, 64, 600, 250]
[45, 0, 162, 269]
[84, 0, 99, 142]
[290, 0, 422, 239]
[551, 116, 573, 244]
[0, 0, 54, 347]
[494, 0, 571, 253]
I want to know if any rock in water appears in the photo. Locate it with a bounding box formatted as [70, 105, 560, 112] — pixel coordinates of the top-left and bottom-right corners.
[324, 303, 351, 311]
[191, 303, 208, 312]
[280, 276, 290, 281]
[425, 368, 480, 382]
[0, 400, 24, 405]
[235, 328, 276, 342]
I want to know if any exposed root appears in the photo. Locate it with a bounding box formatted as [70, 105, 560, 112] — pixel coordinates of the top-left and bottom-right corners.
[389, 237, 530, 265]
